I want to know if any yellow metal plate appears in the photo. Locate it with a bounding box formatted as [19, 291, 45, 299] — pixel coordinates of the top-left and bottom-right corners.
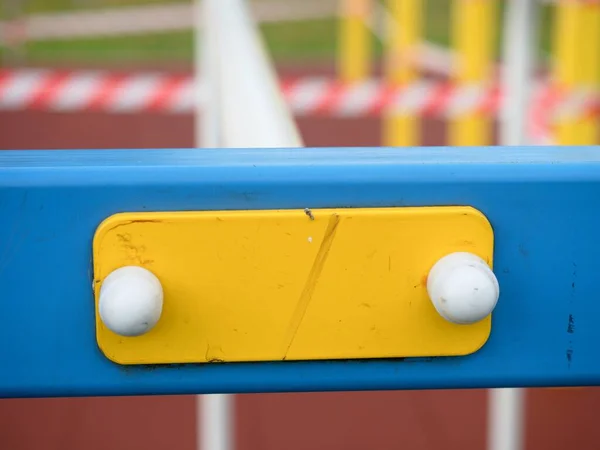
[93, 206, 494, 365]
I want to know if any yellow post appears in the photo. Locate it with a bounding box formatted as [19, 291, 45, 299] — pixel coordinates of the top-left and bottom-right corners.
[383, 0, 423, 147]
[338, 0, 372, 83]
[449, 0, 496, 146]
[553, 0, 600, 145]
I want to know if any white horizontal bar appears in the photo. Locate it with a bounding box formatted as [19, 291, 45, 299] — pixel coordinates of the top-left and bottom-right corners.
[0, 0, 337, 42]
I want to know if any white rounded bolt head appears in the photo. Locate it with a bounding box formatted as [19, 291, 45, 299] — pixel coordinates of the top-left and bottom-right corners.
[99, 266, 163, 337]
[427, 252, 499, 325]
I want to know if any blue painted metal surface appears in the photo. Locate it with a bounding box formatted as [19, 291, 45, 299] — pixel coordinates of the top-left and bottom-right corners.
[1, 146, 600, 398]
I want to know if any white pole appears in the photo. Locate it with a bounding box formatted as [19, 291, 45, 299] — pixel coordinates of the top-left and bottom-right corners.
[195, 1, 233, 450]
[499, 0, 538, 146]
[490, 2, 538, 450]
[196, 0, 219, 148]
[488, 389, 526, 450]
[199, 394, 234, 450]
[213, 0, 303, 148]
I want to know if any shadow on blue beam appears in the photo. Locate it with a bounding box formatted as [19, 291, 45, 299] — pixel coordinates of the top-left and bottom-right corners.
[1, 146, 600, 398]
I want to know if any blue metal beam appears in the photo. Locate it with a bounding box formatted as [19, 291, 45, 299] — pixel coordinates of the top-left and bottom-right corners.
[1, 146, 599, 398]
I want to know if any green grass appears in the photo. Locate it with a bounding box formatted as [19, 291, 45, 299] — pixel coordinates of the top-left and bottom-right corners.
[7, 18, 342, 66]
[262, 18, 339, 63]
[1, 1, 557, 67]
[22, 31, 194, 65]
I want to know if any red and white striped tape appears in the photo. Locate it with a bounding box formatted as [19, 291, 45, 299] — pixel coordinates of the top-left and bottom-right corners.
[0, 69, 598, 124]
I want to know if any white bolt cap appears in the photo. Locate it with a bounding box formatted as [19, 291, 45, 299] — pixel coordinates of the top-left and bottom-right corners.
[99, 266, 163, 337]
[427, 252, 499, 325]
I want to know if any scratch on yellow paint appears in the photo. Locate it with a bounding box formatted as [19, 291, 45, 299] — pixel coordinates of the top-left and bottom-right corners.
[281, 213, 341, 359]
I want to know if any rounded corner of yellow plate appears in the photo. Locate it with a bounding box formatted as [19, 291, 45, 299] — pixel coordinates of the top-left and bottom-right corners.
[462, 206, 493, 231]
[95, 332, 126, 366]
[462, 317, 493, 356]
[93, 212, 129, 252]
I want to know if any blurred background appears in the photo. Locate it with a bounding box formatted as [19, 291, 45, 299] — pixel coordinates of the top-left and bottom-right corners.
[1, 0, 600, 449]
